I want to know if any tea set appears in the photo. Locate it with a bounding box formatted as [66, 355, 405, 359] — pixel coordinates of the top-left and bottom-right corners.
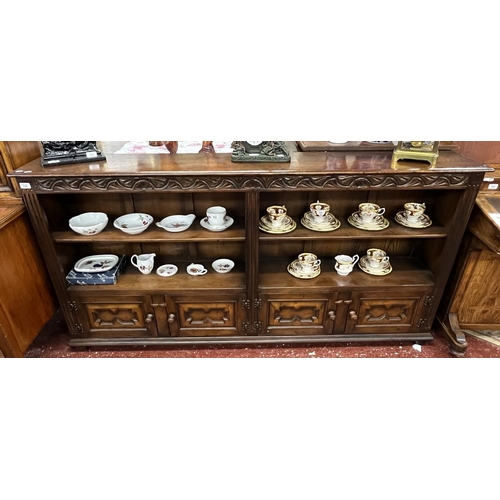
[301, 201, 341, 232]
[200, 206, 234, 232]
[358, 248, 393, 276]
[347, 203, 390, 231]
[259, 205, 297, 234]
[394, 202, 432, 228]
[287, 252, 322, 279]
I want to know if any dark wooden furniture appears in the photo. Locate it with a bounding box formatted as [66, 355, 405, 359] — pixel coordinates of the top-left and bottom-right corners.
[8, 148, 491, 350]
[0, 141, 41, 198]
[0, 141, 58, 357]
[0, 202, 58, 357]
[436, 165, 500, 356]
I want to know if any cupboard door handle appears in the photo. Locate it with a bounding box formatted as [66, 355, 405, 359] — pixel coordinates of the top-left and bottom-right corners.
[349, 311, 358, 320]
[168, 313, 176, 324]
[344, 300, 352, 305]
[334, 300, 343, 304]
[145, 313, 154, 324]
[328, 310, 335, 321]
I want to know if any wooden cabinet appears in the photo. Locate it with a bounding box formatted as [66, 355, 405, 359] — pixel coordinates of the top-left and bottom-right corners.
[0, 141, 41, 198]
[0, 203, 58, 357]
[8, 147, 491, 352]
[0, 141, 58, 357]
[436, 192, 500, 356]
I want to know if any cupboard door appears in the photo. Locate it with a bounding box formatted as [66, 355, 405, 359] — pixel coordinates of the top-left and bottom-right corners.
[72, 294, 159, 338]
[166, 296, 247, 337]
[344, 290, 432, 334]
[261, 294, 340, 336]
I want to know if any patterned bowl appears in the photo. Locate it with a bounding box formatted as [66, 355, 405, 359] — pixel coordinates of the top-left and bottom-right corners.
[69, 212, 108, 235]
[113, 213, 153, 234]
[212, 258, 235, 274]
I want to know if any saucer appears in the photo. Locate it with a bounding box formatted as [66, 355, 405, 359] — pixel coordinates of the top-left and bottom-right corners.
[260, 215, 297, 234]
[301, 211, 341, 232]
[156, 264, 179, 277]
[348, 211, 390, 231]
[358, 256, 393, 276]
[287, 259, 321, 279]
[200, 216, 234, 232]
[394, 211, 432, 228]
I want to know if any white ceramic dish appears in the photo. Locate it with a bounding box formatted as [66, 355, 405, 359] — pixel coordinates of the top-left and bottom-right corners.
[156, 264, 179, 277]
[187, 263, 208, 275]
[74, 254, 119, 273]
[113, 213, 153, 234]
[212, 258, 235, 273]
[156, 214, 195, 232]
[69, 212, 108, 235]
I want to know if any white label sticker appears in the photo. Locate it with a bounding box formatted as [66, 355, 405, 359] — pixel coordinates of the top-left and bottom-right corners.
[484, 177, 495, 182]
[488, 183, 499, 190]
[491, 214, 500, 225]
[19, 182, 31, 189]
[86, 151, 98, 158]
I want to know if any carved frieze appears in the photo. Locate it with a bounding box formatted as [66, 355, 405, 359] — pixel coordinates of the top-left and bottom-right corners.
[27, 172, 472, 193]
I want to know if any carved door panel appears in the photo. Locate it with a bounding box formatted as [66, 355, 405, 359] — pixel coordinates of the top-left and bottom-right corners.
[344, 290, 431, 334]
[165, 295, 248, 337]
[261, 294, 340, 336]
[72, 294, 159, 338]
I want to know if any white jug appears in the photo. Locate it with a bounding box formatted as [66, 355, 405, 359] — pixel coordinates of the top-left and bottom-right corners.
[131, 253, 156, 275]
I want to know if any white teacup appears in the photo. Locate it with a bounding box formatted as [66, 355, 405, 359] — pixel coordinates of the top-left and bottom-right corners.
[206, 206, 227, 227]
[366, 248, 390, 268]
[187, 263, 208, 276]
[335, 254, 359, 276]
[404, 202, 426, 221]
[359, 203, 385, 222]
[297, 252, 321, 273]
[131, 253, 156, 275]
[267, 205, 287, 226]
[310, 200, 330, 221]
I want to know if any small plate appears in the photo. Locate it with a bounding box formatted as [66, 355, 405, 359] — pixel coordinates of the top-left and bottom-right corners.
[394, 212, 432, 228]
[200, 216, 234, 232]
[156, 264, 178, 277]
[74, 254, 119, 273]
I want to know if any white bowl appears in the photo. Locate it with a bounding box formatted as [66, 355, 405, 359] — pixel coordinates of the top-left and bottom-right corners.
[69, 212, 108, 235]
[156, 214, 196, 232]
[113, 213, 153, 234]
[212, 258, 235, 273]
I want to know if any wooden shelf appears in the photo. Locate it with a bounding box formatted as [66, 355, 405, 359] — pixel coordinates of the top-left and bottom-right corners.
[53, 218, 246, 243]
[259, 258, 435, 291]
[68, 262, 246, 294]
[258, 217, 448, 240]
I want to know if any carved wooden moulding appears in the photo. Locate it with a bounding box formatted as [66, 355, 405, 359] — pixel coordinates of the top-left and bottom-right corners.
[27, 172, 472, 193]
